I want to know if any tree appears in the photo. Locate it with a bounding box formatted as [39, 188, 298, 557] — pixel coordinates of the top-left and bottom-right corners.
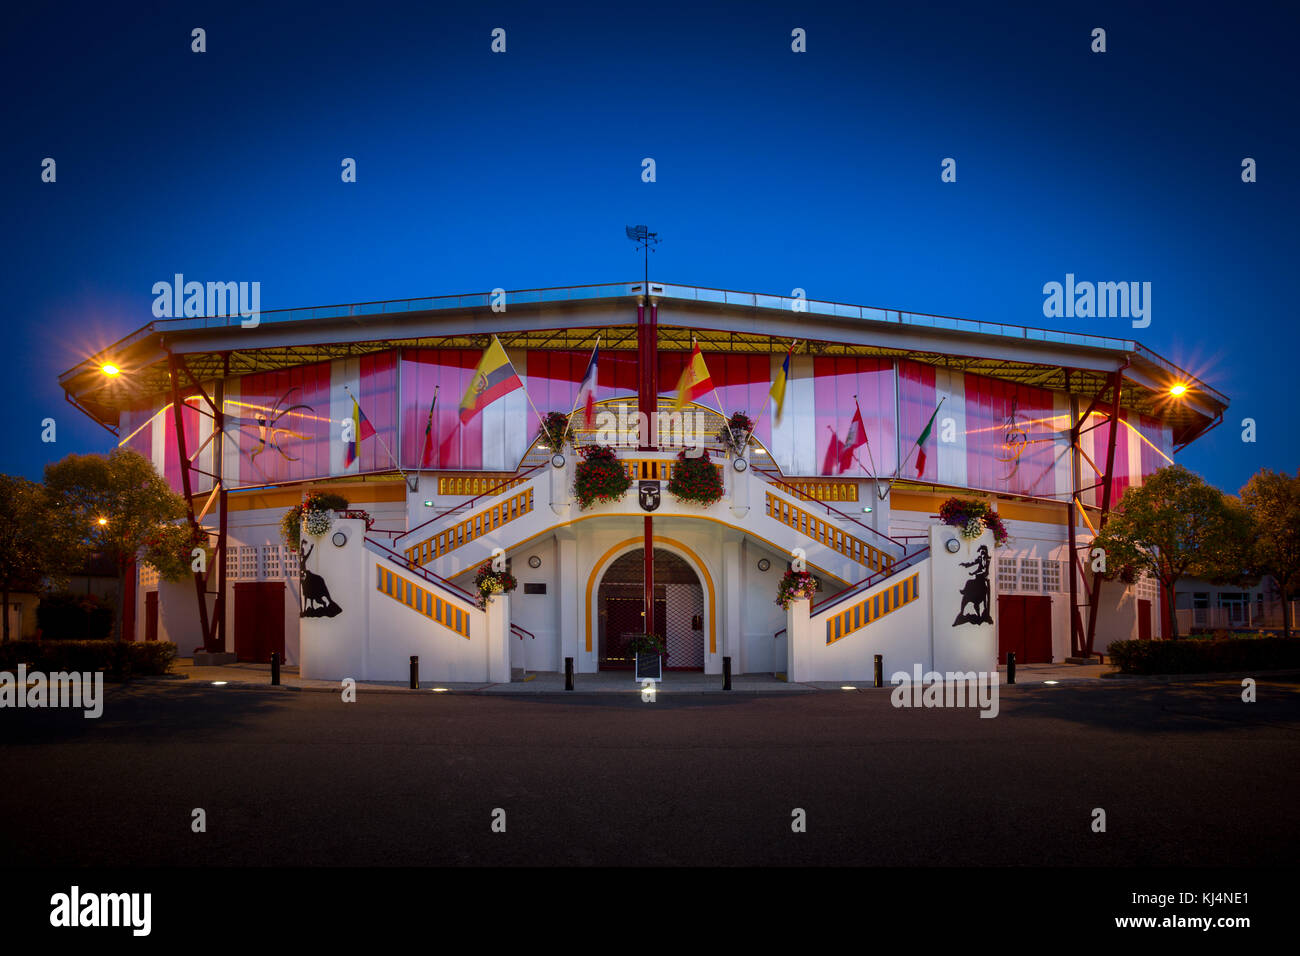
[0, 475, 81, 641]
[44, 448, 192, 642]
[1091, 465, 1252, 638]
[1240, 468, 1300, 639]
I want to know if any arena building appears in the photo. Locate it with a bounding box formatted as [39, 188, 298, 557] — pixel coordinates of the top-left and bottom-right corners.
[57, 280, 1227, 682]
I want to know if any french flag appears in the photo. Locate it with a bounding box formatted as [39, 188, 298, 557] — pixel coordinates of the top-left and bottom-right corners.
[576, 341, 599, 427]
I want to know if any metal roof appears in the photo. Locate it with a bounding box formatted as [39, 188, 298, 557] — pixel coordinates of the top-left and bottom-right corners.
[59, 280, 1227, 446]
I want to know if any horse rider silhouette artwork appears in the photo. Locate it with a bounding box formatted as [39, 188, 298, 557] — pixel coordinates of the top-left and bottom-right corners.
[952, 544, 994, 626]
[299, 539, 342, 618]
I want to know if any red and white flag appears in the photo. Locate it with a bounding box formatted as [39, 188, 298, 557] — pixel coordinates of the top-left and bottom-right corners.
[839, 401, 868, 473]
[575, 339, 600, 428]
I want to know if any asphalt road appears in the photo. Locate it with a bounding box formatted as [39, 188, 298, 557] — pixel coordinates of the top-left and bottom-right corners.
[3, 677, 1298, 866]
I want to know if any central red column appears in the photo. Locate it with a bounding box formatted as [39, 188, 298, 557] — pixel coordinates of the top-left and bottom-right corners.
[637, 295, 658, 636]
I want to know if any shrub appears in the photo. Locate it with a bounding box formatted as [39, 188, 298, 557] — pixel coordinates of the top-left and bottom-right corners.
[281, 492, 349, 550]
[572, 445, 631, 510]
[0, 640, 177, 676]
[667, 450, 725, 506]
[938, 496, 1008, 546]
[36, 591, 114, 641]
[1108, 637, 1300, 674]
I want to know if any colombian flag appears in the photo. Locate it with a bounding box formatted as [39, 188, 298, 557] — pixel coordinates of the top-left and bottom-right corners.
[459, 335, 523, 424]
[343, 396, 377, 467]
[674, 341, 714, 410]
[769, 347, 792, 423]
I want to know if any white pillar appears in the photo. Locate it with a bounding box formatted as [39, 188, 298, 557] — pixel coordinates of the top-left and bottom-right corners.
[557, 537, 579, 671]
[729, 457, 750, 518]
[722, 539, 743, 672]
[550, 455, 570, 513]
[486, 593, 511, 683]
[785, 597, 812, 683]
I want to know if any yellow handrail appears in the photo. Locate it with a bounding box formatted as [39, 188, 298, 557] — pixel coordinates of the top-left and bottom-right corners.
[405, 487, 534, 566]
[764, 492, 893, 572]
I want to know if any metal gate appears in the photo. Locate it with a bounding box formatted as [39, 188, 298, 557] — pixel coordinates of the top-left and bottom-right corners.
[597, 548, 704, 670]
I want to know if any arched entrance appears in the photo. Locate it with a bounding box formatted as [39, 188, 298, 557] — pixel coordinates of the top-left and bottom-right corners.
[597, 547, 705, 670]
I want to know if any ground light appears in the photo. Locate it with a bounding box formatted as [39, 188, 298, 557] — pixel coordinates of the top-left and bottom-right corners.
[1043, 680, 1059, 685]
[840, 685, 856, 691]
[211, 681, 228, 686]
[97, 517, 108, 526]
[431, 687, 449, 693]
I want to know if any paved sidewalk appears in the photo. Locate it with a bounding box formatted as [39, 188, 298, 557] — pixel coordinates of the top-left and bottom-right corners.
[165, 658, 1117, 694]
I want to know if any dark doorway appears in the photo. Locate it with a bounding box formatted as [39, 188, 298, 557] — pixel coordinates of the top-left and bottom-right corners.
[144, 591, 159, 643]
[997, 594, 1053, 664]
[598, 548, 704, 670]
[1137, 598, 1152, 641]
[234, 581, 286, 663]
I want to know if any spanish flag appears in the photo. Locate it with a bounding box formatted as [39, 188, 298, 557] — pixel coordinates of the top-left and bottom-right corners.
[459, 336, 523, 424]
[769, 346, 792, 423]
[674, 341, 714, 410]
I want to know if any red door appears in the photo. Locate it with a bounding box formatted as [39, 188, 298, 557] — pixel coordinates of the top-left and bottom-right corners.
[144, 591, 159, 642]
[1137, 599, 1152, 641]
[997, 595, 1053, 664]
[234, 582, 286, 663]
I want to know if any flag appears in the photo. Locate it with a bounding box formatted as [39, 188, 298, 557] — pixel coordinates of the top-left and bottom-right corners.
[575, 340, 600, 428]
[822, 429, 845, 476]
[343, 395, 376, 467]
[674, 341, 714, 410]
[769, 347, 792, 423]
[914, 402, 942, 478]
[459, 335, 523, 424]
[419, 391, 438, 468]
[840, 401, 868, 473]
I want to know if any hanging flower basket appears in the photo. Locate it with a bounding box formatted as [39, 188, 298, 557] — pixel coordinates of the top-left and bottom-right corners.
[474, 563, 518, 609]
[572, 444, 631, 510]
[717, 411, 754, 456]
[667, 449, 724, 506]
[538, 411, 573, 450]
[776, 569, 821, 609]
[281, 492, 350, 550]
[938, 496, 1008, 546]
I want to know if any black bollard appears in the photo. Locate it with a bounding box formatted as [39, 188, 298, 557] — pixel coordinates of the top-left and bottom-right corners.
[722, 656, 732, 691]
[873, 654, 883, 688]
[1007, 650, 1016, 685]
[564, 657, 574, 691]
[270, 651, 280, 686]
[410, 655, 419, 690]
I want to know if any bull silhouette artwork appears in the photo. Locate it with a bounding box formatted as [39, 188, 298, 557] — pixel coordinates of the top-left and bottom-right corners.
[952, 544, 993, 626]
[299, 539, 343, 618]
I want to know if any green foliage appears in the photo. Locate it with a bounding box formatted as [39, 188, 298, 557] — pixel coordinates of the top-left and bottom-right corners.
[538, 411, 573, 449]
[1091, 465, 1252, 637]
[35, 591, 115, 640]
[281, 492, 350, 550]
[1107, 637, 1300, 674]
[572, 445, 631, 510]
[1239, 468, 1300, 638]
[666, 450, 724, 506]
[0, 475, 83, 640]
[43, 448, 192, 641]
[0, 640, 177, 676]
[626, 632, 665, 655]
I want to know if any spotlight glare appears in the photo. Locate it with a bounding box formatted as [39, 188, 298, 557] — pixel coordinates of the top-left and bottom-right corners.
[1169, 383, 1188, 396]
[101, 363, 120, 376]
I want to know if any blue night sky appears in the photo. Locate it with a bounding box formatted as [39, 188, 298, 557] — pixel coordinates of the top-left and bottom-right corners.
[2, 0, 1295, 493]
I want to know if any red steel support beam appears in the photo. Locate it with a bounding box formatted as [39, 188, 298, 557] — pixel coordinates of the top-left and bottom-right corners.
[167, 349, 213, 649]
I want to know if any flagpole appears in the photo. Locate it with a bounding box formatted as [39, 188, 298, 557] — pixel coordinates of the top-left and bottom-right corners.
[564, 335, 600, 437]
[343, 384, 406, 484]
[896, 395, 947, 480]
[413, 385, 439, 492]
[746, 340, 798, 449]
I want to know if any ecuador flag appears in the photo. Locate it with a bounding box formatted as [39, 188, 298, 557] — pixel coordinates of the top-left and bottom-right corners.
[343, 395, 377, 467]
[674, 341, 714, 410]
[459, 335, 523, 424]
